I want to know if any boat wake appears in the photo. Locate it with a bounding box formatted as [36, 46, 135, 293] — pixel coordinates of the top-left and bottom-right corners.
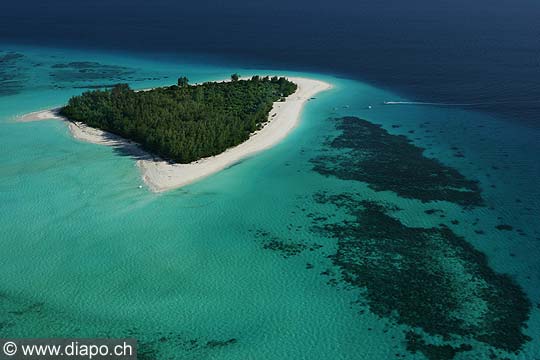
[383, 101, 491, 106]
[383, 100, 540, 107]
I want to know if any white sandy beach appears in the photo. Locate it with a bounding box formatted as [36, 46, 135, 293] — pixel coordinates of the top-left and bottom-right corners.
[18, 107, 65, 122]
[18, 77, 332, 192]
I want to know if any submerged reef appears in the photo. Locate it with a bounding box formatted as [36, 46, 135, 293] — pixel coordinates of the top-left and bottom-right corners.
[311, 117, 483, 207]
[253, 229, 321, 258]
[405, 331, 472, 360]
[0, 52, 26, 96]
[312, 194, 531, 358]
[306, 117, 531, 358]
[134, 333, 237, 360]
[0, 52, 156, 96]
[49, 61, 135, 83]
[0, 290, 238, 359]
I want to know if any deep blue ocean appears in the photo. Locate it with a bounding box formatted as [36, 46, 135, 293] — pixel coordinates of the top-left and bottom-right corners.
[2, 0, 540, 126]
[1, 1, 540, 359]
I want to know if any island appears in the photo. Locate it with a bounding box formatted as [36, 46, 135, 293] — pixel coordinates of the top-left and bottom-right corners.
[61, 76, 298, 163]
[18, 75, 332, 191]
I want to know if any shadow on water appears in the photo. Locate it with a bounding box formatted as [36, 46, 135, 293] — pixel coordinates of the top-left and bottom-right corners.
[68, 122, 153, 162]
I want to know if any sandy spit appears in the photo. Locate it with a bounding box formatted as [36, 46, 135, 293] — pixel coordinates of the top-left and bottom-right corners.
[18, 77, 332, 192]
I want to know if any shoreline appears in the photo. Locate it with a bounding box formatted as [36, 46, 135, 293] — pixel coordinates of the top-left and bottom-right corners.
[18, 107, 65, 122]
[18, 77, 332, 192]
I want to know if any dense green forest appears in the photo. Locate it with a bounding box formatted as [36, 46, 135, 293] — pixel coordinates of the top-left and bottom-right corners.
[60, 76, 297, 163]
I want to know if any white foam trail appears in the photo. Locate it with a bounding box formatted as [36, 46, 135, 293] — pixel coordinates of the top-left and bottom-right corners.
[384, 101, 482, 106]
[384, 100, 540, 106]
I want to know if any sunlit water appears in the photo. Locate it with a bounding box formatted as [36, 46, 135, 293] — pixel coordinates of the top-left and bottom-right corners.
[0, 45, 539, 359]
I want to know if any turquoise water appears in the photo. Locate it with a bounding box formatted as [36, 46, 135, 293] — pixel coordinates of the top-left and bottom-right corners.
[1, 46, 539, 359]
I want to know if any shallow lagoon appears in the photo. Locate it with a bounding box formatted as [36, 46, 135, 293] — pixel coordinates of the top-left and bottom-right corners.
[0, 45, 539, 359]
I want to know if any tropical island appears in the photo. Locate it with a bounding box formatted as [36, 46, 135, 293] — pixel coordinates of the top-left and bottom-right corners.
[60, 75, 297, 163]
[19, 75, 332, 191]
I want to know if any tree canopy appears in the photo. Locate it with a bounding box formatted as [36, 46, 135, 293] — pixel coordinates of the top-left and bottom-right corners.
[177, 76, 189, 87]
[60, 76, 297, 163]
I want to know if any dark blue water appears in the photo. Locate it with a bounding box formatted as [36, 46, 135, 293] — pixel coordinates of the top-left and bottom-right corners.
[2, 0, 540, 126]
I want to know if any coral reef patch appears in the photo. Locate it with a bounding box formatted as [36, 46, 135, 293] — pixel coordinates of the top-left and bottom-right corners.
[311, 193, 531, 358]
[311, 117, 483, 207]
